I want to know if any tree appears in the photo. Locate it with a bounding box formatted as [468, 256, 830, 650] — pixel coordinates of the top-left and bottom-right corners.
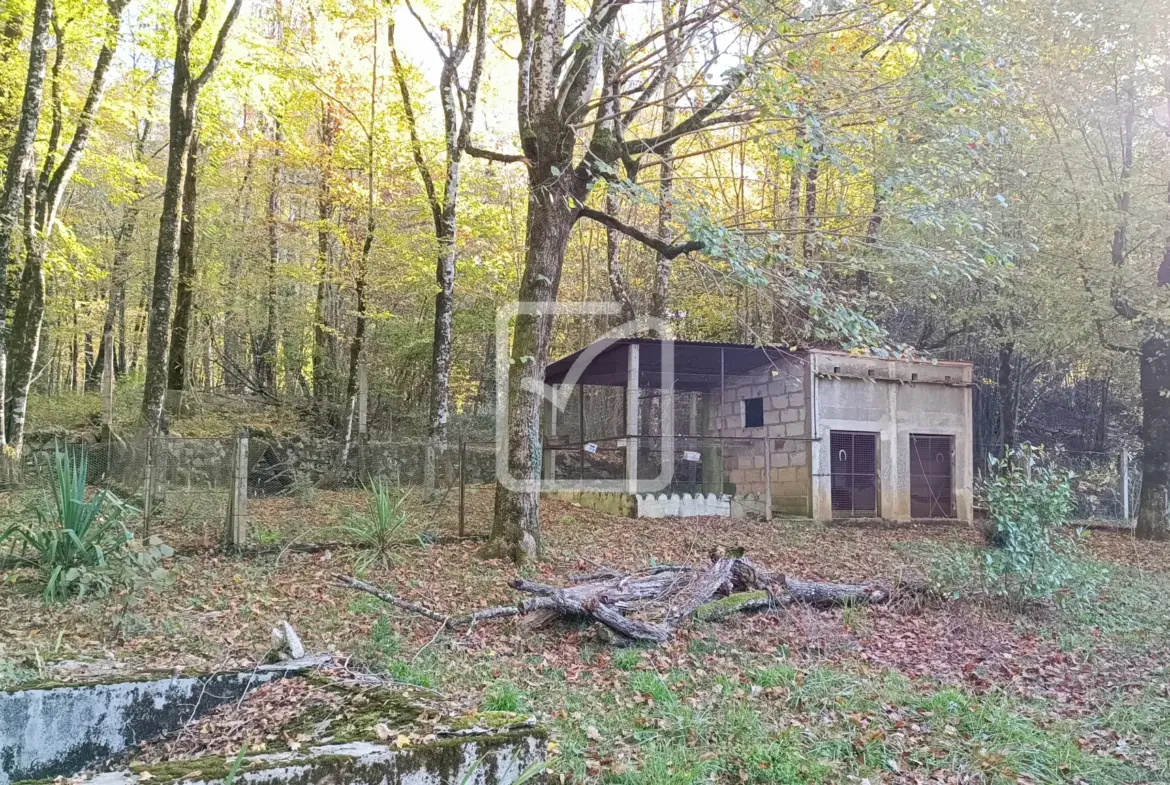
[165, 131, 200, 399]
[4, 0, 130, 451]
[0, 0, 52, 452]
[389, 0, 488, 477]
[486, 0, 765, 562]
[140, 0, 243, 433]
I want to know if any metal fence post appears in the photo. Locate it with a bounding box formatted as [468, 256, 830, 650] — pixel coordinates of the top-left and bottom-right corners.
[763, 437, 773, 522]
[1121, 447, 1130, 521]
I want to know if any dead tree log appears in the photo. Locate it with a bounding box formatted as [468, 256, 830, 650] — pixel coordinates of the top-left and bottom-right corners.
[335, 554, 908, 646]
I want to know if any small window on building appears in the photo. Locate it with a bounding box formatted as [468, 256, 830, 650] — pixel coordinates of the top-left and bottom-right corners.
[744, 397, 764, 428]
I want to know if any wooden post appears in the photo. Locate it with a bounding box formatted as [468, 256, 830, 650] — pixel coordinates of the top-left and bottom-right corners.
[225, 429, 249, 548]
[142, 436, 155, 540]
[458, 437, 466, 537]
[763, 437, 773, 521]
[1121, 447, 1130, 521]
[625, 343, 640, 494]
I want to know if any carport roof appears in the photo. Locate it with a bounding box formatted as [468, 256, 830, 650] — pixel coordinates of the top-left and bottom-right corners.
[543, 338, 800, 391]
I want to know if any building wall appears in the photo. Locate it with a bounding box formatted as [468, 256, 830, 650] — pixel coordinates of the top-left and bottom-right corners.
[808, 351, 974, 522]
[709, 354, 812, 516]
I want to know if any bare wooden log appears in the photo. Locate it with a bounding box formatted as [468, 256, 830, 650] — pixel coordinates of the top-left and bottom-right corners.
[786, 578, 889, 606]
[665, 557, 735, 626]
[586, 599, 671, 642]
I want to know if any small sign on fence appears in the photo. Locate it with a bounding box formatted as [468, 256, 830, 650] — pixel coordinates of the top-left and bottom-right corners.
[584, 442, 598, 454]
[682, 450, 701, 462]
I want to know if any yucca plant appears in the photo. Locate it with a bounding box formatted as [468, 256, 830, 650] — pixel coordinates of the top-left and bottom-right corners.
[0, 444, 136, 603]
[337, 479, 410, 570]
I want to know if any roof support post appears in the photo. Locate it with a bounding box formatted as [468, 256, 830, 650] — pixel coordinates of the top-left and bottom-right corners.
[543, 383, 558, 483]
[626, 343, 640, 494]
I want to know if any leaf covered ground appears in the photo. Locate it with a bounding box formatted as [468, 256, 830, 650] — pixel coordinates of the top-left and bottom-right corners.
[2, 492, 1169, 784]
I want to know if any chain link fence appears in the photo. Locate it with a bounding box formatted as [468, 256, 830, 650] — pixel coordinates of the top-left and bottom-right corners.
[2, 435, 235, 549]
[1, 431, 1142, 556]
[973, 443, 1138, 524]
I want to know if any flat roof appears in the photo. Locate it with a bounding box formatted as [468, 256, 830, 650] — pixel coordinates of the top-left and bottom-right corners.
[544, 338, 799, 391]
[544, 338, 973, 390]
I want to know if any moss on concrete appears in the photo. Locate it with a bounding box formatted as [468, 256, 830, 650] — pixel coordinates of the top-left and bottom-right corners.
[542, 490, 637, 518]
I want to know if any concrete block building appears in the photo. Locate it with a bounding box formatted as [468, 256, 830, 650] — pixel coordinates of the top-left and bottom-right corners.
[542, 338, 973, 522]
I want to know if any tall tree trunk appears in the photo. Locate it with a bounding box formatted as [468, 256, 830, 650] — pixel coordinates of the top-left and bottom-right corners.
[89, 121, 149, 390]
[0, 7, 26, 167]
[223, 146, 254, 393]
[801, 143, 820, 263]
[0, 0, 53, 449]
[605, 191, 635, 321]
[7, 0, 126, 447]
[649, 0, 683, 325]
[253, 121, 280, 395]
[166, 131, 199, 399]
[340, 227, 370, 464]
[6, 173, 45, 444]
[1136, 187, 1170, 540]
[1137, 334, 1170, 540]
[313, 102, 338, 407]
[140, 0, 242, 432]
[490, 183, 576, 563]
[773, 123, 804, 343]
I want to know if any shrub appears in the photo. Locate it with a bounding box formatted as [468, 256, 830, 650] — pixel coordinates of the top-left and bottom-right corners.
[0, 445, 171, 604]
[338, 480, 410, 570]
[976, 446, 1087, 608]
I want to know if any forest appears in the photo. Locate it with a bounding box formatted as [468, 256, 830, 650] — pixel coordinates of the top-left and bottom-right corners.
[2, 0, 1169, 559]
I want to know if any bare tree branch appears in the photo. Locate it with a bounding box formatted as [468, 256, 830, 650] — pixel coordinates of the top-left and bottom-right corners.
[191, 0, 243, 94]
[577, 206, 702, 259]
[465, 145, 530, 164]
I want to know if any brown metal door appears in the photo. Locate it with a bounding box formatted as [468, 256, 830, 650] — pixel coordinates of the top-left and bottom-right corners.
[910, 434, 954, 518]
[830, 431, 878, 517]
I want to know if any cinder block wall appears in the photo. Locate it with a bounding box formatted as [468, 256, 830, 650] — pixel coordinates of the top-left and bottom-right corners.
[708, 355, 812, 516]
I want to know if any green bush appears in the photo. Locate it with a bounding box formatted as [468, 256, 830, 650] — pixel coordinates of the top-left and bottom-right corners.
[976, 446, 1087, 608]
[0, 445, 171, 604]
[338, 480, 410, 570]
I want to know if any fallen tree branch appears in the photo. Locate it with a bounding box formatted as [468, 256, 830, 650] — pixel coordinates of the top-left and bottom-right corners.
[334, 552, 913, 646]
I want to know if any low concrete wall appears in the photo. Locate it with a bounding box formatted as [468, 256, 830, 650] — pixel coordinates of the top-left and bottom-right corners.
[542, 489, 638, 517]
[72, 736, 546, 785]
[0, 658, 325, 785]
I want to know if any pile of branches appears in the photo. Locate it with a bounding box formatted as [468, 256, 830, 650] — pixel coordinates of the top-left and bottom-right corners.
[336, 549, 921, 645]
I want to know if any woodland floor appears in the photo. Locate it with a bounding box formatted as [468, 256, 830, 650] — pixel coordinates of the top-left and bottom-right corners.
[2, 490, 1169, 784]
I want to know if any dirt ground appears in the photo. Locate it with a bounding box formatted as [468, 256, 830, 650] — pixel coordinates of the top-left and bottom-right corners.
[2, 494, 1169, 783]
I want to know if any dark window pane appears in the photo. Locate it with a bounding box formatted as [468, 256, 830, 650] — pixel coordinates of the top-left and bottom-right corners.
[744, 397, 764, 428]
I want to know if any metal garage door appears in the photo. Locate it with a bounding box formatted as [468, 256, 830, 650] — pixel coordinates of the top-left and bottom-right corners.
[830, 431, 878, 517]
[910, 434, 954, 518]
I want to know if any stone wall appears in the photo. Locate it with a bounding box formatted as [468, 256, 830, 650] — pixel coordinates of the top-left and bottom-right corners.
[17, 432, 444, 497]
[709, 355, 812, 516]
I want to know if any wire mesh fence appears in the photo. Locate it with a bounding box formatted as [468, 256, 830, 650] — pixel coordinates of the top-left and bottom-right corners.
[243, 436, 500, 543]
[2, 435, 235, 549]
[1, 430, 1141, 557]
[972, 442, 1137, 523]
